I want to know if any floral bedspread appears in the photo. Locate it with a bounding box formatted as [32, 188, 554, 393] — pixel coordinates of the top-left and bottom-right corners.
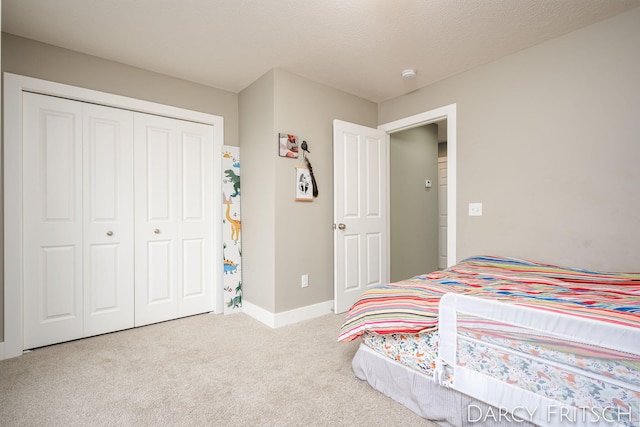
[363, 330, 440, 376]
[456, 326, 640, 427]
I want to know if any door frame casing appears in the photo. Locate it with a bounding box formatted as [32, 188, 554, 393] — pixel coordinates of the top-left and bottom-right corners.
[2, 73, 224, 360]
[378, 104, 457, 271]
[437, 156, 449, 269]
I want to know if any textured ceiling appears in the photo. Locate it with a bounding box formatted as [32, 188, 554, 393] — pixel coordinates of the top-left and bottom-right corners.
[3, 0, 640, 102]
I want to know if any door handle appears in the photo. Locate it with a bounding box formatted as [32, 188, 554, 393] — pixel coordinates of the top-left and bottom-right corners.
[106, 231, 113, 236]
[154, 229, 160, 234]
[338, 223, 346, 230]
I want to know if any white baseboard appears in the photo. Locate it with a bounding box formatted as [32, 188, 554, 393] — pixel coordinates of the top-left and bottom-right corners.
[242, 300, 334, 328]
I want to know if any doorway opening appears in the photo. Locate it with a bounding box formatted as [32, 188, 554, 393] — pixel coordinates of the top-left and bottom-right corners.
[388, 123, 447, 282]
[378, 104, 457, 274]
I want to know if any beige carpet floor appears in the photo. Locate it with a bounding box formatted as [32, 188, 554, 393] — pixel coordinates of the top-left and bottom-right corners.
[0, 312, 437, 426]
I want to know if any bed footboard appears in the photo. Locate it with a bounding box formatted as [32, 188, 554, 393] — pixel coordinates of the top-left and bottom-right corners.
[435, 293, 639, 427]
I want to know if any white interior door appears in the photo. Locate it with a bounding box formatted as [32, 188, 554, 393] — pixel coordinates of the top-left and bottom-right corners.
[135, 113, 179, 325]
[175, 120, 215, 317]
[83, 104, 135, 336]
[23, 93, 84, 349]
[134, 113, 214, 326]
[22, 93, 136, 349]
[333, 120, 388, 314]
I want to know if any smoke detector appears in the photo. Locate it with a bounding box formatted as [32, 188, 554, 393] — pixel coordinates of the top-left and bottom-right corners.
[401, 69, 417, 79]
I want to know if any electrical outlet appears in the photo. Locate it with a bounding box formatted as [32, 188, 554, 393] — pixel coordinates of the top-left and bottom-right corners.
[301, 274, 309, 288]
[468, 203, 483, 216]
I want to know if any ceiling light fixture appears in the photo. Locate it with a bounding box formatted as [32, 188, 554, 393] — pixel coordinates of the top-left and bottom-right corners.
[401, 69, 417, 79]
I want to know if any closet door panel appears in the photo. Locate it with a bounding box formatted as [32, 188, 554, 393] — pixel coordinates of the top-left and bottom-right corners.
[177, 122, 214, 316]
[134, 113, 179, 326]
[23, 93, 84, 349]
[147, 127, 173, 221]
[83, 104, 135, 336]
[147, 240, 174, 302]
[182, 238, 205, 298]
[87, 244, 119, 308]
[182, 133, 204, 220]
[134, 114, 214, 325]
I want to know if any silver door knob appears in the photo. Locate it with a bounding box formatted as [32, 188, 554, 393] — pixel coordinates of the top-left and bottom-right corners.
[106, 231, 113, 236]
[154, 229, 160, 234]
[338, 223, 346, 230]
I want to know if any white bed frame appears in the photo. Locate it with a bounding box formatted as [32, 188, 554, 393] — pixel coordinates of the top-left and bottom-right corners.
[437, 293, 639, 427]
[352, 293, 638, 426]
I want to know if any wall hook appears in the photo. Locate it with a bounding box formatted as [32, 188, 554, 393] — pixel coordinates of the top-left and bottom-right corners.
[301, 140, 310, 157]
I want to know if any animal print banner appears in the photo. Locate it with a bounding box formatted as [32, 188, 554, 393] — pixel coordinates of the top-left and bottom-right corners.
[222, 146, 242, 314]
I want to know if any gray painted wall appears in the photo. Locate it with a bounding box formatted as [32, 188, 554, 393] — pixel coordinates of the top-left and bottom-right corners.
[240, 69, 377, 313]
[379, 8, 640, 272]
[238, 70, 277, 312]
[2, 34, 239, 145]
[390, 125, 440, 282]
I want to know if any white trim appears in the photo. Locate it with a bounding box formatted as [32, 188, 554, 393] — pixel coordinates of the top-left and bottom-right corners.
[273, 300, 333, 328]
[2, 72, 224, 360]
[4, 73, 25, 360]
[241, 301, 275, 327]
[243, 300, 334, 328]
[378, 104, 457, 267]
[5, 73, 218, 125]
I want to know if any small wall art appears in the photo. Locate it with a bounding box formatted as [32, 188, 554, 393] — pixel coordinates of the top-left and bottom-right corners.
[278, 133, 299, 158]
[295, 166, 313, 201]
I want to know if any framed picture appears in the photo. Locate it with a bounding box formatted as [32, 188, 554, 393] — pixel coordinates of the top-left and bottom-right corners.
[278, 133, 299, 158]
[295, 166, 313, 201]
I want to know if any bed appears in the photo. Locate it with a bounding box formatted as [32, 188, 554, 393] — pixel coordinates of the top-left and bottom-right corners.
[338, 255, 640, 427]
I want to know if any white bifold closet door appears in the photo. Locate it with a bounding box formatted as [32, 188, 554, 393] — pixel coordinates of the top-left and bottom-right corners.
[133, 113, 214, 327]
[23, 93, 135, 349]
[22, 94, 215, 350]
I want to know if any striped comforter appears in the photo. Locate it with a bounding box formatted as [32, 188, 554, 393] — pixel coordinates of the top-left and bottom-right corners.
[338, 255, 640, 342]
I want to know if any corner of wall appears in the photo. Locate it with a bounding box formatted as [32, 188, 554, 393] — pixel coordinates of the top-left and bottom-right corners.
[238, 70, 277, 313]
